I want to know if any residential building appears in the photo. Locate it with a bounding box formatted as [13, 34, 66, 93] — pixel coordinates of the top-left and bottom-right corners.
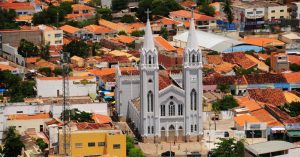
[101, 0, 112, 8]
[279, 32, 300, 49]
[66, 4, 96, 21]
[116, 17, 203, 142]
[270, 52, 289, 72]
[57, 123, 126, 157]
[71, 55, 85, 68]
[169, 10, 217, 30]
[36, 25, 63, 46]
[83, 24, 116, 42]
[36, 76, 97, 97]
[223, 52, 258, 70]
[0, 63, 20, 74]
[6, 113, 52, 133]
[1, 43, 25, 66]
[233, 114, 267, 138]
[59, 25, 82, 38]
[0, 1, 42, 16]
[265, 3, 288, 21]
[0, 30, 42, 48]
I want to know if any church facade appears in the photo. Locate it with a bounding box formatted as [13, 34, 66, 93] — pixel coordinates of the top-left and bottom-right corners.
[116, 16, 203, 143]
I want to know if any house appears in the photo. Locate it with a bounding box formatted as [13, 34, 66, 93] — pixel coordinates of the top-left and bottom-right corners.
[59, 25, 82, 38]
[0, 1, 42, 16]
[66, 4, 96, 21]
[1, 43, 25, 66]
[222, 52, 257, 70]
[179, 1, 196, 10]
[0, 63, 20, 74]
[35, 59, 57, 70]
[240, 37, 285, 49]
[169, 10, 217, 30]
[112, 35, 136, 45]
[154, 36, 176, 52]
[36, 76, 97, 97]
[36, 25, 63, 46]
[248, 88, 287, 106]
[83, 24, 116, 42]
[152, 17, 181, 34]
[290, 2, 300, 20]
[233, 114, 267, 138]
[270, 52, 289, 72]
[278, 32, 300, 50]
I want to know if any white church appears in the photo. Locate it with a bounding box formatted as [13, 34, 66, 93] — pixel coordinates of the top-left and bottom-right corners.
[116, 15, 203, 143]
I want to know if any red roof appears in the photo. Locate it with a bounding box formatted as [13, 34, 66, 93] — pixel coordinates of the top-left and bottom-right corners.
[75, 122, 112, 130]
[0, 2, 34, 10]
[92, 113, 112, 124]
[159, 73, 172, 90]
[180, 1, 196, 8]
[170, 10, 215, 21]
[154, 36, 176, 52]
[223, 52, 257, 69]
[248, 88, 287, 106]
[284, 72, 300, 83]
[84, 24, 114, 34]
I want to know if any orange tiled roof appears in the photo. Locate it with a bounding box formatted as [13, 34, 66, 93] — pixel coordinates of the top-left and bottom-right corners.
[156, 17, 180, 26]
[170, 10, 215, 21]
[72, 4, 95, 11]
[65, 13, 94, 19]
[35, 59, 57, 70]
[154, 36, 176, 52]
[223, 52, 257, 69]
[8, 113, 51, 120]
[288, 55, 300, 65]
[0, 2, 34, 10]
[25, 57, 39, 64]
[112, 35, 135, 44]
[0, 64, 16, 71]
[89, 67, 137, 77]
[284, 72, 300, 83]
[206, 55, 223, 65]
[159, 74, 172, 90]
[251, 109, 282, 127]
[237, 96, 262, 112]
[37, 76, 95, 81]
[214, 62, 234, 74]
[248, 88, 287, 106]
[177, 48, 184, 56]
[75, 122, 112, 130]
[99, 19, 120, 31]
[234, 114, 260, 127]
[92, 113, 112, 124]
[84, 24, 114, 34]
[180, 1, 196, 8]
[60, 25, 80, 34]
[240, 37, 285, 47]
[256, 53, 269, 60]
[15, 15, 33, 21]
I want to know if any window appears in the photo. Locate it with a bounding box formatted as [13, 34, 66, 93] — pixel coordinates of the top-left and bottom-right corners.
[178, 104, 183, 116]
[169, 102, 175, 116]
[256, 11, 263, 14]
[83, 10, 89, 14]
[271, 10, 275, 13]
[16, 111, 23, 113]
[113, 144, 121, 149]
[147, 91, 153, 112]
[161, 104, 165, 116]
[191, 125, 193, 132]
[98, 142, 105, 146]
[190, 89, 197, 111]
[88, 142, 95, 147]
[195, 125, 197, 131]
[148, 55, 152, 64]
[75, 143, 83, 148]
[148, 79, 152, 83]
[55, 40, 62, 44]
[192, 54, 196, 63]
[148, 126, 150, 134]
[280, 16, 284, 19]
[55, 33, 61, 38]
[247, 12, 253, 15]
[280, 10, 284, 12]
[151, 126, 154, 134]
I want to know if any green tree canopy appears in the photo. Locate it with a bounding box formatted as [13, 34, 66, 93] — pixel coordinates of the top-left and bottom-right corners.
[97, 8, 113, 21]
[159, 27, 168, 40]
[281, 102, 300, 117]
[290, 63, 300, 72]
[118, 30, 128, 36]
[131, 30, 145, 37]
[222, 0, 234, 23]
[128, 147, 144, 157]
[40, 44, 50, 61]
[126, 136, 134, 154]
[121, 15, 136, 23]
[199, 2, 216, 16]
[63, 40, 90, 58]
[60, 108, 94, 122]
[136, 0, 183, 22]
[0, 8, 18, 29]
[3, 127, 25, 157]
[217, 84, 231, 93]
[112, 0, 128, 11]
[212, 138, 244, 157]
[38, 67, 52, 77]
[18, 39, 39, 57]
[212, 95, 238, 111]
[36, 138, 48, 152]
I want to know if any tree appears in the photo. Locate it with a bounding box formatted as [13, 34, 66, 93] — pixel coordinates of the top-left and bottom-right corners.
[126, 136, 134, 154]
[212, 95, 238, 111]
[88, 0, 102, 7]
[136, 0, 183, 22]
[159, 27, 168, 40]
[38, 67, 52, 77]
[290, 63, 300, 72]
[281, 102, 300, 117]
[121, 15, 135, 23]
[265, 58, 270, 66]
[40, 44, 50, 61]
[36, 138, 48, 152]
[97, 8, 113, 21]
[199, 2, 216, 16]
[3, 127, 25, 157]
[18, 39, 39, 57]
[0, 8, 18, 29]
[63, 40, 90, 58]
[112, 0, 128, 11]
[234, 67, 258, 76]
[131, 30, 145, 37]
[60, 108, 94, 122]
[91, 42, 101, 56]
[222, 0, 234, 24]
[128, 147, 144, 157]
[118, 30, 127, 36]
[53, 68, 63, 76]
[212, 138, 244, 157]
[217, 84, 230, 93]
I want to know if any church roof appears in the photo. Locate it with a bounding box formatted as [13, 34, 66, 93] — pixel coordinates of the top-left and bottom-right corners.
[159, 74, 173, 90]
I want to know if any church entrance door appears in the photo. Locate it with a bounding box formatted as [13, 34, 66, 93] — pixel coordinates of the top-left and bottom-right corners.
[168, 125, 176, 142]
[161, 127, 166, 142]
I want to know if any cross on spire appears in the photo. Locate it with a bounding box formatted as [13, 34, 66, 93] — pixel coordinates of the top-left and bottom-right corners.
[145, 8, 151, 20]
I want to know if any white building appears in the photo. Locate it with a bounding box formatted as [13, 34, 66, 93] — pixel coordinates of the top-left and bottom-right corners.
[1, 43, 25, 66]
[101, 0, 112, 8]
[36, 76, 97, 97]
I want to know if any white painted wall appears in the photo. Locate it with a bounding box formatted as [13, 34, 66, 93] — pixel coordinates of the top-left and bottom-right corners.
[6, 118, 52, 134]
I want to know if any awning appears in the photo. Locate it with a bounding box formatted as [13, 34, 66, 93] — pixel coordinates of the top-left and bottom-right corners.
[287, 131, 300, 137]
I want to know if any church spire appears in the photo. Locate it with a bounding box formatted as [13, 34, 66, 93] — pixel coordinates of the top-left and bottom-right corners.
[186, 11, 198, 50]
[143, 9, 155, 51]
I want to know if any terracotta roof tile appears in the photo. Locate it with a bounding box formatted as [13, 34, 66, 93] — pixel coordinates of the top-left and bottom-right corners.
[60, 25, 80, 34]
[0, 2, 34, 10]
[256, 53, 270, 61]
[35, 59, 57, 70]
[248, 88, 287, 106]
[180, 1, 196, 8]
[75, 122, 112, 130]
[92, 113, 112, 124]
[65, 13, 94, 19]
[240, 37, 285, 47]
[206, 55, 223, 65]
[244, 73, 286, 84]
[288, 55, 300, 65]
[284, 91, 300, 103]
[159, 74, 172, 90]
[37, 76, 95, 81]
[223, 52, 257, 69]
[251, 109, 282, 127]
[234, 114, 260, 127]
[0, 64, 17, 71]
[72, 4, 95, 11]
[214, 62, 234, 74]
[237, 97, 262, 112]
[284, 72, 300, 83]
[25, 57, 39, 64]
[154, 36, 176, 52]
[155, 17, 180, 25]
[8, 113, 51, 120]
[112, 35, 135, 44]
[84, 24, 114, 34]
[203, 75, 247, 85]
[170, 10, 215, 21]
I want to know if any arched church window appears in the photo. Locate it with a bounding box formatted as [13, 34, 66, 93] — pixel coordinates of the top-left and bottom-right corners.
[148, 126, 150, 134]
[178, 104, 183, 116]
[161, 104, 165, 116]
[151, 126, 154, 133]
[191, 89, 197, 111]
[148, 55, 152, 64]
[192, 54, 196, 63]
[147, 91, 153, 112]
[148, 79, 152, 83]
[169, 101, 175, 116]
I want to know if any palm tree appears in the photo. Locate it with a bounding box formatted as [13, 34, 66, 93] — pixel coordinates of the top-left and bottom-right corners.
[222, 0, 234, 24]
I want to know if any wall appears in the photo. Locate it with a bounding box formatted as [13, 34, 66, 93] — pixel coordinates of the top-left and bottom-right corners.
[266, 5, 288, 20]
[0, 30, 42, 48]
[43, 30, 63, 46]
[6, 118, 52, 133]
[1, 43, 25, 66]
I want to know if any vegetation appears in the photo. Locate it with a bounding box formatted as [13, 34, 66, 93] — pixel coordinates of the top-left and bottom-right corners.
[60, 108, 94, 122]
[126, 136, 143, 157]
[36, 138, 48, 152]
[63, 40, 90, 58]
[222, 0, 234, 23]
[203, 67, 214, 76]
[97, 8, 113, 21]
[136, 0, 183, 22]
[88, 0, 102, 7]
[121, 15, 136, 23]
[290, 63, 300, 72]
[234, 67, 258, 76]
[212, 138, 244, 157]
[32, 2, 72, 25]
[65, 19, 95, 28]
[265, 58, 270, 66]
[18, 39, 39, 57]
[118, 30, 128, 36]
[199, 2, 216, 16]
[217, 84, 230, 93]
[112, 0, 128, 11]
[0, 70, 36, 102]
[0, 8, 18, 29]
[281, 102, 300, 117]
[159, 27, 168, 40]
[131, 30, 145, 37]
[40, 44, 50, 61]
[53, 68, 63, 76]
[207, 51, 219, 55]
[3, 127, 25, 157]
[212, 95, 238, 111]
[38, 67, 52, 77]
